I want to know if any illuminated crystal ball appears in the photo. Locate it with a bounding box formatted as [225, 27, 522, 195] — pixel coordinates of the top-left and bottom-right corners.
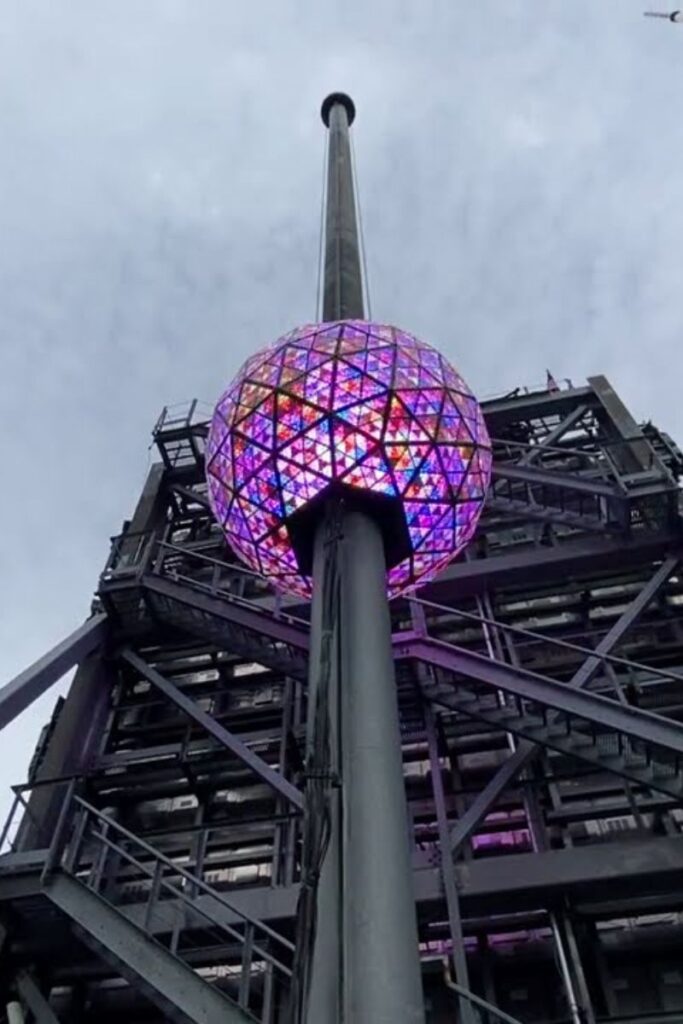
[206, 321, 492, 598]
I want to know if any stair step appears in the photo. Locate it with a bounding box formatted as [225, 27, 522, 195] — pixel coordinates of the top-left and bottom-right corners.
[45, 874, 254, 1024]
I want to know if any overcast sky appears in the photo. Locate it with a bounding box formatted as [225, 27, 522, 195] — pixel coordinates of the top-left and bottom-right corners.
[1, 0, 682, 824]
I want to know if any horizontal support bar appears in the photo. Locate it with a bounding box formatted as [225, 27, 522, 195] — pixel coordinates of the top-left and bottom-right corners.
[8, 833, 682, 925]
[493, 462, 624, 498]
[481, 386, 596, 429]
[428, 530, 681, 602]
[486, 496, 610, 534]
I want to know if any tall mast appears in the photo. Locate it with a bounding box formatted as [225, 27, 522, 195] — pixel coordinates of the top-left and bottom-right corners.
[300, 94, 426, 1024]
[321, 93, 365, 320]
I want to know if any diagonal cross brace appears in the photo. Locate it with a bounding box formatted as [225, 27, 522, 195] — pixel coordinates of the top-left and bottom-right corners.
[121, 649, 304, 811]
[0, 614, 108, 732]
[443, 555, 679, 854]
[405, 637, 683, 754]
[14, 971, 61, 1024]
[517, 404, 590, 466]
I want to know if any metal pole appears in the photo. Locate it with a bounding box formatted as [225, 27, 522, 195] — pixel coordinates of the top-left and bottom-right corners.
[424, 705, 476, 1024]
[321, 93, 364, 321]
[6, 1003, 25, 1024]
[340, 507, 425, 1024]
[301, 519, 342, 1024]
[301, 90, 365, 1024]
[302, 94, 424, 1023]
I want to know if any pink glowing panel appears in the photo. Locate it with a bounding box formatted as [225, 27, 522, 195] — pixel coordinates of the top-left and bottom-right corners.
[206, 321, 492, 598]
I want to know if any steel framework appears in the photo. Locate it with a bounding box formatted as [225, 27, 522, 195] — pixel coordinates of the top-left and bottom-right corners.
[3, 100, 683, 1024]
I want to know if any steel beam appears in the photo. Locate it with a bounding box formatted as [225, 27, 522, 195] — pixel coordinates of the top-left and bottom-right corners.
[169, 483, 212, 510]
[14, 972, 61, 1024]
[443, 555, 678, 853]
[588, 374, 659, 476]
[0, 615, 108, 732]
[424, 706, 476, 1024]
[7, 833, 683, 928]
[493, 462, 623, 499]
[121, 650, 304, 811]
[518, 404, 590, 465]
[44, 873, 253, 1024]
[426, 529, 680, 603]
[339, 509, 425, 1024]
[42, 833, 683, 928]
[481, 386, 596, 430]
[266, 530, 681, 617]
[405, 637, 683, 754]
[485, 496, 609, 534]
[142, 573, 309, 652]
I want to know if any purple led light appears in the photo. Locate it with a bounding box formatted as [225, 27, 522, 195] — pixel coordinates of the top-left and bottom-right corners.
[206, 321, 492, 598]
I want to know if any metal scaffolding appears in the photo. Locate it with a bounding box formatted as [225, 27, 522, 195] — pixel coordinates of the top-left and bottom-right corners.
[2, 96, 683, 1024]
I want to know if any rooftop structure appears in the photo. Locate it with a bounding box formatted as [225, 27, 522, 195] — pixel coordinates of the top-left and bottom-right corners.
[0, 94, 683, 1024]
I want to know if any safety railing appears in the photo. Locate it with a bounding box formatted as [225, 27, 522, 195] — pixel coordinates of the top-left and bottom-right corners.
[408, 595, 683, 693]
[0, 787, 40, 855]
[44, 784, 293, 1020]
[152, 399, 214, 437]
[101, 530, 301, 615]
[101, 530, 156, 581]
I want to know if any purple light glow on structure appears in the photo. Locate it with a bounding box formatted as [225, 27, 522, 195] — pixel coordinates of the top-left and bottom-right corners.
[206, 321, 492, 598]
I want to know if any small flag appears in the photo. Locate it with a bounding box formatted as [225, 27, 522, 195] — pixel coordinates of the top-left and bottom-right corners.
[546, 370, 560, 393]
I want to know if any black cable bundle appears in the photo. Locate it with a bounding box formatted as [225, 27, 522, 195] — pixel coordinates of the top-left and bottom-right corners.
[288, 510, 342, 1024]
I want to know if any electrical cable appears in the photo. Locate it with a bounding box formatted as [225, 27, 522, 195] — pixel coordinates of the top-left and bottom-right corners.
[288, 506, 342, 1023]
[315, 133, 329, 321]
[350, 129, 372, 319]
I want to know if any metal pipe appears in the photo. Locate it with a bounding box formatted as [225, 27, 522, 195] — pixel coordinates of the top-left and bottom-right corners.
[301, 518, 342, 1024]
[340, 508, 425, 1024]
[6, 1002, 25, 1024]
[321, 94, 364, 321]
[425, 705, 476, 1024]
[550, 914, 584, 1024]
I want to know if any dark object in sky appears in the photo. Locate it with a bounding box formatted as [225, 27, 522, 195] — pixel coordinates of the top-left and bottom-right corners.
[644, 9, 683, 21]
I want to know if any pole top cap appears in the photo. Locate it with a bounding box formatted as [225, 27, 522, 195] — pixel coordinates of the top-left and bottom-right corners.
[321, 92, 356, 127]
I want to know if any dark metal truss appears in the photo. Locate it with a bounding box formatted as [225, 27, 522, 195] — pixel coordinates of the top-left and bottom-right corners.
[121, 648, 304, 811]
[0, 614, 107, 732]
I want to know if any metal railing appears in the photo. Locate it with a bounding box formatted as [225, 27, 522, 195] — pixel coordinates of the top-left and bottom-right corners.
[44, 784, 293, 1020]
[153, 399, 214, 437]
[101, 530, 156, 580]
[408, 595, 683, 691]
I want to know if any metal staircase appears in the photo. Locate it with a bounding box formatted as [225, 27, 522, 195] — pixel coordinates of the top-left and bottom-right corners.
[41, 788, 294, 1023]
[98, 532, 683, 801]
[100, 537, 309, 680]
[411, 637, 683, 799]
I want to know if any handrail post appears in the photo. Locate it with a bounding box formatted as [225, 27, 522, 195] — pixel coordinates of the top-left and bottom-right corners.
[0, 793, 19, 854]
[41, 779, 76, 883]
[144, 859, 164, 933]
[238, 922, 254, 1009]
